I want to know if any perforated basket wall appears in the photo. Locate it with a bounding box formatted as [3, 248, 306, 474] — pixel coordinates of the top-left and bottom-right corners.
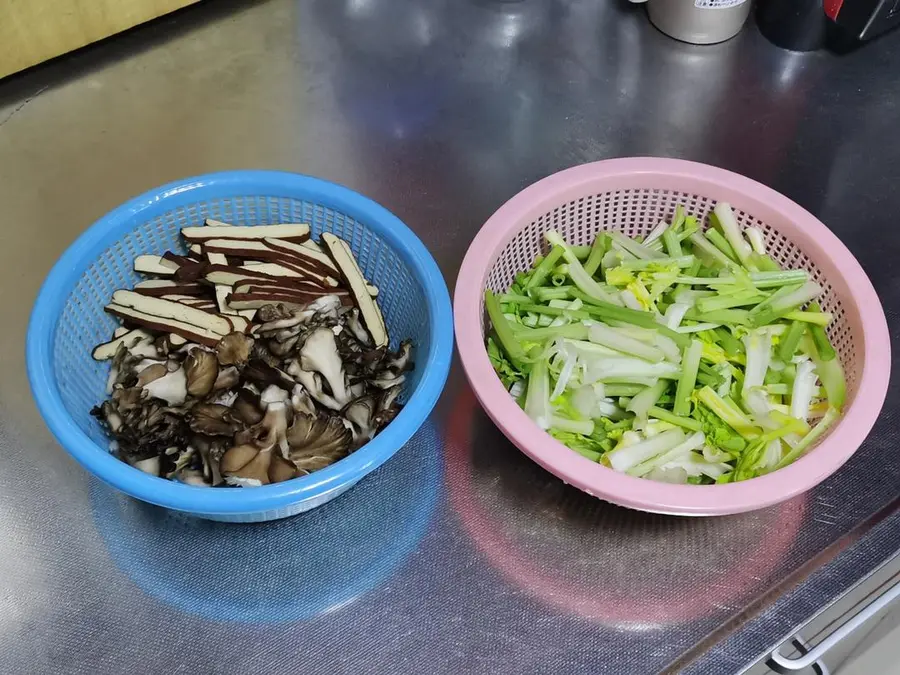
[52, 196, 429, 450]
[482, 188, 858, 400]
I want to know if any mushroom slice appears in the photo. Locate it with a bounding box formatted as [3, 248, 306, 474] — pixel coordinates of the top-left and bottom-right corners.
[181, 223, 310, 243]
[300, 328, 349, 406]
[269, 454, 300, 483]
[130, 456, 161, 476]
[184, 350, 219, 397]
[221, 444, 271, 485]
[136, 363, 169, 387]
[286, 413, 352, 470]
[385, 341, 414, 373]
[92, 328, 153, 361]
[233, 281, 339, 297]
[321, 233, 388, 348]
[188, 403, 242, 436]
[134, 279, 208, 297]
[202, 238, 283, 260]
[215, 332, 254, 366]
[302, 239, 325, 254]
[264, 238, 338, 273]
[213, 366, 240, 391]
[204, 265, 306, 288]
[227, 293, 320, 311]
[243, 359, 297, 391]
[343, 395, 377, 443]
[105, 304, 226, 348]
[111, 290, 235, 335]
[233, 388, 264, 425]
[113, 327, 130, 338]
[142, 367, 188, 405]
[134, 254, 180, 276]
[204, 218, 233, 227]
[242, 261, 339, 287]
[290, 384, 317, 417]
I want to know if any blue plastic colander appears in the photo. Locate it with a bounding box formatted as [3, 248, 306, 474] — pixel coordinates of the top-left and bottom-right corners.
[26, 171, 453, 522]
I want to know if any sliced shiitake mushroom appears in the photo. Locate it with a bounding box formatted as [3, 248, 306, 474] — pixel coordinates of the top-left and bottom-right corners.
[321, 233, 388, 348]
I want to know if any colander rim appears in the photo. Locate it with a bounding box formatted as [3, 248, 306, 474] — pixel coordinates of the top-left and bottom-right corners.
[27, 170, 453, 516]
[454, 157, 890, 516]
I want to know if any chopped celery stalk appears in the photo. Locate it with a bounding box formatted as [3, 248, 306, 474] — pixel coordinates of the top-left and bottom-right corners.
[606, 428, 685, 472]
[583, 233, 608, 277]
[677, 218, 700, 241]
[570, 292, 692, 348]
[790, 360, 818, 422]
[570, 245, 592, 260]
[545, 230, 622, 305]
[675, 271, 807, 288]
[648, 406, 703, 431]
[714, 327, 744, 356]
[550, 415, 594, 435]
[571, 446, 600, 462]
[778, 321, 806, 362]
[744, 226, 766, 255]
[689, 231, 736, 269]
[500, 293, 531, 304]
[751, 281, 823, 326]
[662, 228, 682, 257]
[696, 386, 759, 439]
[675, 322, 722, 333]
[628, 431, 707, 477]
[713, 202, 754, 267]
[627, 380, 669, 427]
[588, 324, 665, 362]
[803, 333, 846, 411]
[524, 357, 551, 429]
[518, 303, 590, 321]
[705, 228, 739, 263]
[685, 308, 751, 326]
[783, 310, 833, 326]
[643, 220, 669, 246]
[671, 205, 686, 231]
[526, 246, 565, 289]
[511, 323, 590, 342]
[532, 286, 575, 302]
[605, 384, 645, 397]
[696, 293, 767, 313]
[808, 302, 836, 360]
[673, 339, 702, 416]
[775, 407, 840, 470]
[485, 290, 528, 369]
[608, 231, 666, 260]
[742, 328, 773, 396]
[618, 255, 696, 270]
[750, 254, 781, 272]
[584, 357, 681, 383]
[663, 303, 690, 330]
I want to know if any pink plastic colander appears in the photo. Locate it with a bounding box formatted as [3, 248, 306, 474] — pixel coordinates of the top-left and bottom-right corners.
[454, 158, 891, 516]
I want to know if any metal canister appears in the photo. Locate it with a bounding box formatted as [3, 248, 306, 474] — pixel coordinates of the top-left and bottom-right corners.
[635, 0, 753, 45]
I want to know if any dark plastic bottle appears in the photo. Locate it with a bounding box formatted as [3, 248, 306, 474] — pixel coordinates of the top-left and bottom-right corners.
[756, 0, 830, 52]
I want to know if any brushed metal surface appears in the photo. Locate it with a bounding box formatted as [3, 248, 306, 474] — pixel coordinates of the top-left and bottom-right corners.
[0, 1, 898, 673]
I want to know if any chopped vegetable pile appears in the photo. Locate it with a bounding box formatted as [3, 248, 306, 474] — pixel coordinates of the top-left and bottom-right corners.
[486, 202, 846, 484]
[91, 219, 412, 487]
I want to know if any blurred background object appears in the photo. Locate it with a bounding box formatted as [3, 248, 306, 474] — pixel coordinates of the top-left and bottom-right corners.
[0, 0, 201, 79]
[630, 0, 752, 44]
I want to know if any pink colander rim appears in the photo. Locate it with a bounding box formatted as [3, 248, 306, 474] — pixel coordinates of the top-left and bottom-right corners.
[454, 158, 891, 516]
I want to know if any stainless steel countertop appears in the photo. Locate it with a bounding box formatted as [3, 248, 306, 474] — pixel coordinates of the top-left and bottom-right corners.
[1, 1, 898, 673]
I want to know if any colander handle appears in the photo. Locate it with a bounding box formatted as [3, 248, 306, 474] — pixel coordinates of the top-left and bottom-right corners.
[766, 574, 900, 673]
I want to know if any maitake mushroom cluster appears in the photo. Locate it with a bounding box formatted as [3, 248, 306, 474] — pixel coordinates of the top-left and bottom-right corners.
[93, 297, 411, 486]
[90, 220, 413, 487]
